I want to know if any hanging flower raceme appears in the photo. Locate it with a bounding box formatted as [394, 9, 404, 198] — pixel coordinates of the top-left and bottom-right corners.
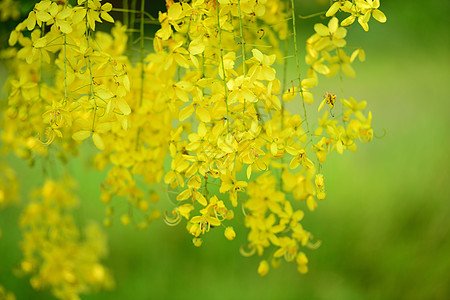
[18, 179, 114, 300]
[0, 0, 386, 281]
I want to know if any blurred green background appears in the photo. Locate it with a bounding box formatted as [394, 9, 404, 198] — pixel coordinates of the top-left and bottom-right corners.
[1, 0, 450, 299]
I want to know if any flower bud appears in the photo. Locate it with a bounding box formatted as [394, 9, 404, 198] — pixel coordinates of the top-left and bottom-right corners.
[224, 226, 236, 240]
[103, 218, 112, 228]
[120, 214, 131, 226]
[258, 260, 269, 276]
[192, 237, 203, 247]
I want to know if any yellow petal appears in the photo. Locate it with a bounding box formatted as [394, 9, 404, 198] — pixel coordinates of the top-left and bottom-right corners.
[101, 3, 112, 11]
[318, 98, 327, 112]
[350, 49, 360, 62]
[252, 48, 263, 62]
[9, 30, 18, 46]
[207, 216, 221, 226]
[36, 11, 52, 22]
[373, 10, 387, 23]
[301, 77, 317, 88]
[325, 2, 340, 17]
[195, 192, 207, 206]
[336, 140, 344, 154]
[195, 106, 211, 123]
[189, 38, 205, 55]
[101, 11, 114, 23]
[302, 91, 314, 104]
[246, 165, 252, 179]
[117, 97, 131, 115]
[154, 36, 163, 52]
[289, 157, 300, 170]
[33, 37, 47, 48]
[57, 7, 72, 19]
[314, 63, 330, 75]
[270, 142, 278, 156]
[358, 18, 369, 31]
[342, 63, 355, 78]
[262, 66, 276, 81]
[242, 89, 257, 102]
[314, 23, 329, 36]
[334, 27, 347, 39]
[26, 12, 36, 30]
[341, 15, 355, 27]
[168, 3, 182, 20]
[123, 75, 130, 91]
[358, 49, 366, 61]
[306, 196, 317, 211]
[58, 20, 72, 34]
[177, 189, 191, 201]
[72, 130, 91, 141]
[179, 104, 194, 121]
[328, 17, 339, 33]
[72, 8, 86, 24]
[92, 133, 105, 150]
[96, 89, 114, 100]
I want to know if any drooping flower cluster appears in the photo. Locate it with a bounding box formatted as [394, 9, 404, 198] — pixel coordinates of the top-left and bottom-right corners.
[0, 0, 20, 21]
[5, 0, 128, 161]
[0, 163, 19, 238]
[19, 179, 114, 300]
[0, 285, 16, 300]
[0, 0, 386, 291]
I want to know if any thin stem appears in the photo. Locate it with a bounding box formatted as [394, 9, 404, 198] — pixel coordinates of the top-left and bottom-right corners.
[215, 0, 230, 133]
[237, 0, 247, 129]
[136, 0, 145, 150]
[85, 3, 97, 131]
[122, 0, 129, 31]
[298, 11, 326, 19]
[129, 0, 138, 59]
[281, 38, 288, 131]
[279, 34, 290, 191]
[139, 0, 145, 107]
[290, 0, 312, 143]
[63, 1, 68, 106]
[112, 7, 158, 23]
[237, 0, 247, 76]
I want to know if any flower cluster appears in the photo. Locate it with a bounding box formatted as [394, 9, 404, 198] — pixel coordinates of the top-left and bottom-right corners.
[0, 163, 19, 238]
[1, 0, 386, 288]
[0, 0, 19, 21]
[19, 179, 113, 300]
[326, 0, 386, 31]
[5, 0, 127, 161]
[0, 285, 16, 300]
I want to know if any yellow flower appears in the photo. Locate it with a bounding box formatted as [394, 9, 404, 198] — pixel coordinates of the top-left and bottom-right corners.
[219, 172, 248, 207]
[326, 0, 352, 17]
[227, 75, 257, 104]
[279, 202, 304, 228]
[318, 92, 337, 112]
[248, 49, 277, 81]
[340, 0, 386, 31]
[273, 237, 298, 262]
[190, 213, 221, 236]
[323, 49, 356, 78]
[342, 97, 367, 117]
[0, 285, 16, 300]
[313, 17, 347, 50]
[356, 0, 387, 29]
